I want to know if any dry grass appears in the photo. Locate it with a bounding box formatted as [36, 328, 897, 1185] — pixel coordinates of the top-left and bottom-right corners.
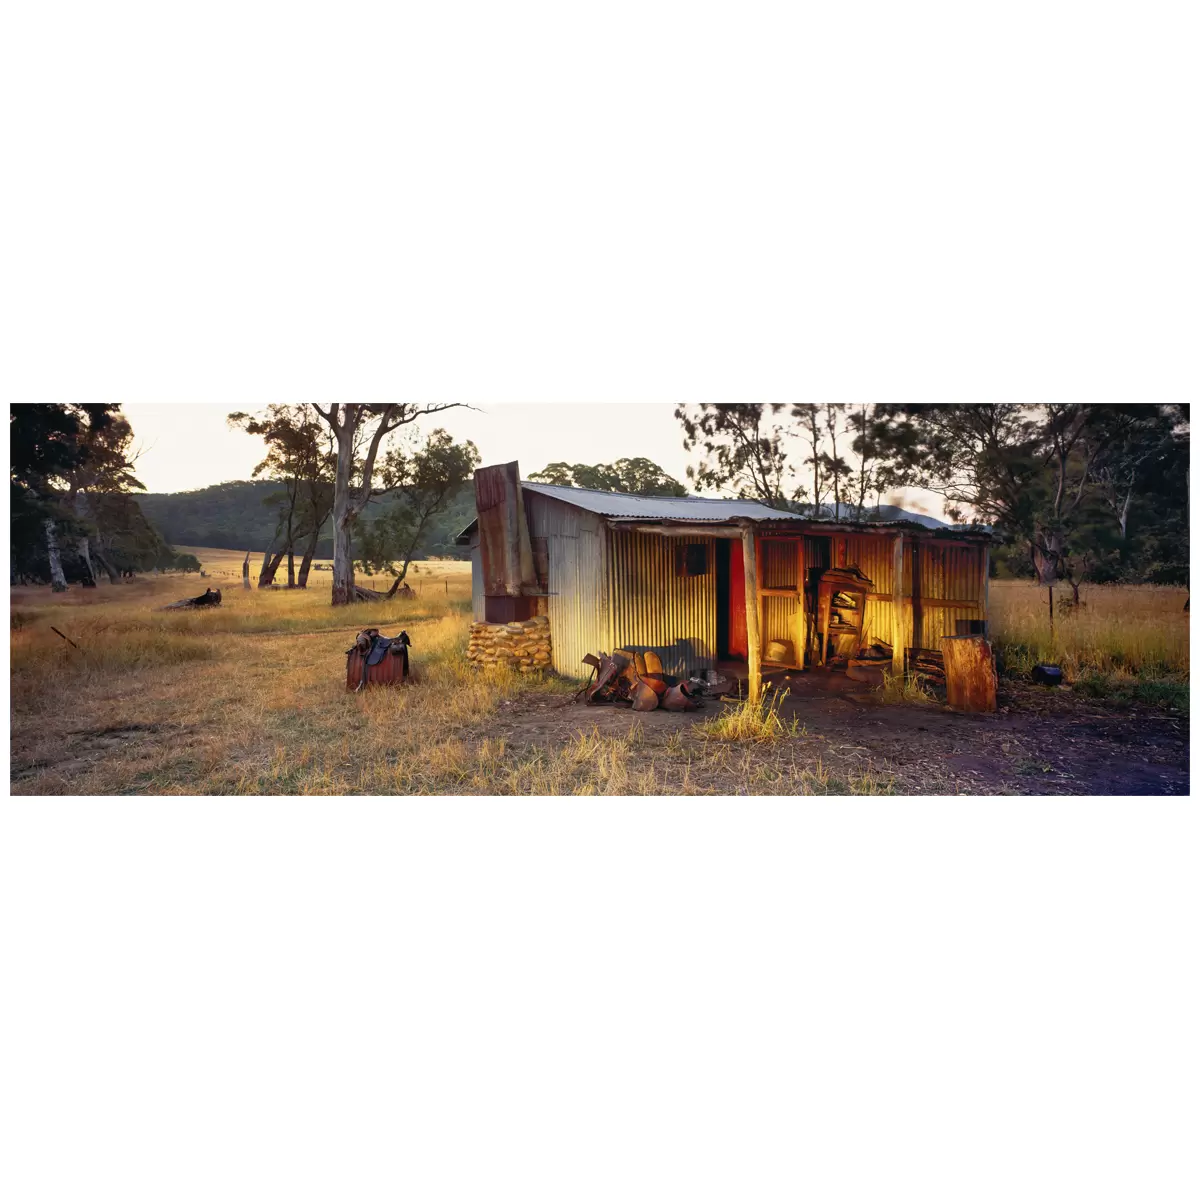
[698, 685, 797, 742]
[16, 553, 1182, 794]
[10, 550, 894, 795]
[875, 669, 937, 706]
[988, 579, 1189, 709]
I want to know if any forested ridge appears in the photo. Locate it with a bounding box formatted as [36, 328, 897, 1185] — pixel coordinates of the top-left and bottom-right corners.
[139, 479, 475, 560]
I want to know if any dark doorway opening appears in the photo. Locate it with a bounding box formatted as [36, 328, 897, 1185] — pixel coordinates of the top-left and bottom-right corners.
[716, 538, 731, 657]
[715, 538, 747, 660]
[803, 535, 833, 658]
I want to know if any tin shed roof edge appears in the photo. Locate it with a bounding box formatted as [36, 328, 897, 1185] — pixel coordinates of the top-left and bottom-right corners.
[454, 479, 992, 542]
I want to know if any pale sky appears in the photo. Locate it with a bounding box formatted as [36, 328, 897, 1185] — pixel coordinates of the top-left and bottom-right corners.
[120, 402, 947, 518]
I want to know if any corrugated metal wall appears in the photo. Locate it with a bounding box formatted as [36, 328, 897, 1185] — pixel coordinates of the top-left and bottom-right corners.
[762, 594, 802, 661]
[526, 495, 606, 679]
[607, 529, 717, 678]
[844, 534, 894, 593]
[815, 532, 988, 652]
[760, 539, 800, 589]
[468, 497, 989, 674]
[912, 540, 986, 649]
[469, 533, 484, 621]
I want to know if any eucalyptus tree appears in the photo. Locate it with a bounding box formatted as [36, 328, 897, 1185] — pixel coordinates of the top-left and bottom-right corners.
[311, 404, 466, 605]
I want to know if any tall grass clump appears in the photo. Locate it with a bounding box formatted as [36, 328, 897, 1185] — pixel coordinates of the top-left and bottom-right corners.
[876, 668, 936, 705]
[989, 580, 1188, 675]
[988, 581, 1189, 708]
[699, 686, 796, 743]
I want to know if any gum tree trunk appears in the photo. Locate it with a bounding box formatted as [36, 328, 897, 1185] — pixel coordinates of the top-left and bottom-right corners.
[330, 417, 357, 605]
[259, 549, 285, 587]
[296, 528, 320, 588]
[331, 510, 355, 605]
[77, 536, 98, 586]
[45, 519, 68, 592]
[94, 542, 121, 583]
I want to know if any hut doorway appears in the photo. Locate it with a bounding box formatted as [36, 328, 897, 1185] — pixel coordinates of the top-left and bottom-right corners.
[802, 535, 832, 658]
[715, 538, 747, 659]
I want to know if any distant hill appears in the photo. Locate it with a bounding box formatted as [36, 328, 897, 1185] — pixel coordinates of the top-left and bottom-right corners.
[793, 501, 948, 528]
[139, 480, 476, 560]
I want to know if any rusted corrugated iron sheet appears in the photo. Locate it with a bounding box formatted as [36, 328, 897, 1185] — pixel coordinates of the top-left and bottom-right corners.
[607, 528, 717, 678]
[475, 461, 536, 597]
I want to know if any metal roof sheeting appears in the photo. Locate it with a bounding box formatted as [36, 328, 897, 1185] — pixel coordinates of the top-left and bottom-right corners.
[455, 480, 991, 541]
[520, 481, 783, 521]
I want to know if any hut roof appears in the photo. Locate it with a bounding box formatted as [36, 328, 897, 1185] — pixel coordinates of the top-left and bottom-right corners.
[456, 480, 991, 542]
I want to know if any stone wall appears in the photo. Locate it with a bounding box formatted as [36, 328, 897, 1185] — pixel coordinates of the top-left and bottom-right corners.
[466, 615, 552, 673]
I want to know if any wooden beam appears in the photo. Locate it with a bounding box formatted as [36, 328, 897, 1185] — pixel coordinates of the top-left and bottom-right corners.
[981, 544, 991, 635]
[741, 524, 762, 703]
[911, 539, 923, 652]
[619, 523, 744, 538]
[892, 534, 906, 677]
[795, 538, 806, 670]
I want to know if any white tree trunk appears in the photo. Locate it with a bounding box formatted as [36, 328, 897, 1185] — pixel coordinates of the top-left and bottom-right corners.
[45, 519, 68, 592]
[331, 422, 357, 605]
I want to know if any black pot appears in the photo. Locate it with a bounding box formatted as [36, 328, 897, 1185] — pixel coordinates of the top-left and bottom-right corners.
[1031, 664, 1063, 686]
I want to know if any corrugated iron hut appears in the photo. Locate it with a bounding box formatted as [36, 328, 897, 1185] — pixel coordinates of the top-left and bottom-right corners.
[457, 462, 992, 698]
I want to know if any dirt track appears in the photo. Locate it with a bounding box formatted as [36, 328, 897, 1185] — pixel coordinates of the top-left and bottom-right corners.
[481, 674, 1189, 796]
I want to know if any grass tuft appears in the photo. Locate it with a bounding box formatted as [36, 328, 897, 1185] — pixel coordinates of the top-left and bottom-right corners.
[875, 669, 937, 705]
[698, 686, 796, 743]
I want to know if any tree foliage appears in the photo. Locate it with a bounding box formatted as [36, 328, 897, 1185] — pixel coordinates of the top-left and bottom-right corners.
[674, 404, 792, 507]
[873, 402, 1189, 591]
[229, 406, 337, 586]
[528, 457, 687, 496]
[9, 404, 190, 585]
[354, 430, 480, 584]
[312, 403, 468, 604]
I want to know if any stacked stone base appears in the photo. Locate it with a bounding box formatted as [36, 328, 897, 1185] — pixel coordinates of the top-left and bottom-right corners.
[467, 616, 553, 674]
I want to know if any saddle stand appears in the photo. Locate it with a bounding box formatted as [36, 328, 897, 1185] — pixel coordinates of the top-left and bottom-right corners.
[346, 628, 412, 691]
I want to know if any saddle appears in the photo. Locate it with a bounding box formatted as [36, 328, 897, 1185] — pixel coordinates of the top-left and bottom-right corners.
[346, 628, 412, 691]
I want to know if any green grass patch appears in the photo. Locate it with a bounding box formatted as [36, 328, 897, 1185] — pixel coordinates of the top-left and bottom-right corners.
[1071, 671, 1189, 712]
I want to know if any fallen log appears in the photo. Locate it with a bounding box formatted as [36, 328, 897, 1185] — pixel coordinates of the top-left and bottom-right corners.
[159, 587, 222, 611]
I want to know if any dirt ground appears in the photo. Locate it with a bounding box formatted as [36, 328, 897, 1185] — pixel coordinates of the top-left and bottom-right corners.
[476, 670, 1190, 796]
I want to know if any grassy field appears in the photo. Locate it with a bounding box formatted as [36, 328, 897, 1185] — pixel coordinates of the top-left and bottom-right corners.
[988, 578, 1189, 709]
[9, 553, 1188, 795]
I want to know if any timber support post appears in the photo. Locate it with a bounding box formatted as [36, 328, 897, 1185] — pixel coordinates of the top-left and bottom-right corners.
[911, 539, 923, 656]
[892, 534, 905, 677]
[980, 544, 990, 635]
[740, 522, 762, 703]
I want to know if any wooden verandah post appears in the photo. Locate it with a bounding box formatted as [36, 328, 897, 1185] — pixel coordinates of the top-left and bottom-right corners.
[740, 522, 762, 703]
